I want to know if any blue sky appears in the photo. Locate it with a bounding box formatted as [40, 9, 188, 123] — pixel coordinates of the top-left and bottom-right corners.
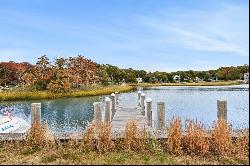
[0, 0, 249, 72]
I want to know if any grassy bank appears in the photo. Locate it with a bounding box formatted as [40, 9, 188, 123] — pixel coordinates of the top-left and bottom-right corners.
[1, 147, 245, 165]
[0, 81, 244, 101]
[129, 81, 243, 88]
[0, 119, 248, 165]
[0, 85, 134, 101]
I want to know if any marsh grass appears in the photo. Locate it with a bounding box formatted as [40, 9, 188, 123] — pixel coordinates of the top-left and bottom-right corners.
[124, 119, 138, 151]
[26, 122, 55, 148]
[232, 128, 249, 160]
[0, 85, 134, 101]
[0, 118, 248, 165]
[97, 122, 112, 152]
[166, 117, 182, 155]
[182, 120, 210, 156]
[210, 119, 232, 157]
[137, 126, 148, 152]
[82, 123, 95, 151]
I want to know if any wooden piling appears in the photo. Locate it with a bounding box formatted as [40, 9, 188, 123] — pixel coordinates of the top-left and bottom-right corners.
[115, 91, 118, 104]
[31, 103, 41, 125]
[157, 102, 165, 130]
[111, 93, 116, 120]
[217, 100, 227, 121]
[104, 97, 111, 123]
[93, 102, 102, 125]
[138, 90, 142, 106]
[146, 97, 152, 127]
[141, 93, 146, 115]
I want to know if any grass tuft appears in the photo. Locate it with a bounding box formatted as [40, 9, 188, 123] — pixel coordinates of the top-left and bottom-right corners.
[166, 117, 182, 155]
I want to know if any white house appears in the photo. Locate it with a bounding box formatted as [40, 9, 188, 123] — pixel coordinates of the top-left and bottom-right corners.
[195, 77, 204, 83]
[136, 77, 143, 83]
[173, 75, 181, 82]
[244, 73, 249, 83]
[208, 77, 217, 82]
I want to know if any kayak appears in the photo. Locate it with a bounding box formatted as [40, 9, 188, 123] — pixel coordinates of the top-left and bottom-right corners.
[0, 116, 11, 125]
[0, 115, 30, 133]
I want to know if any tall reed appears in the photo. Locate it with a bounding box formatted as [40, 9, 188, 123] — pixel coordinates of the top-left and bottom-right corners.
[26, 122, 54, 148]
[97, 122, 112, 152]
[124, 119, 138, 151]
[182, 120, 209, 156]
[210, 119, 232, 156]
[83, 124, 95, 151]
[233, 128, 249, 159]
[166, 117, 182, 155]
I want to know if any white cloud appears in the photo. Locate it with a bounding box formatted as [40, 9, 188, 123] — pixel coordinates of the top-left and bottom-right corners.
[139, 2, 249, 57]
[168, 27, 248, 56]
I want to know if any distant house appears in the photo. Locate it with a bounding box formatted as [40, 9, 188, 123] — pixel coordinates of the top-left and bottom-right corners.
[136, 77, 143, 83]
[244, 73, 249, 83]
[173, 75, 181, 82]
[195, 77, 204, 83]
[208, 77, 217, 82]
[184, 77, 191, 82]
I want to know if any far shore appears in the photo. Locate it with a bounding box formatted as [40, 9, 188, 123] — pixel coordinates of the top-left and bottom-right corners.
[0, 81, 246, 101]
[129, 80, 245, 87]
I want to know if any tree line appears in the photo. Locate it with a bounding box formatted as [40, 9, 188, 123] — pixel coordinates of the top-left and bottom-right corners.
[0, 55, 249, 92]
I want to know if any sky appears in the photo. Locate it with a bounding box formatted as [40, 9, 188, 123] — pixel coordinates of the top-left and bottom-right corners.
[0, 0, 249, 72]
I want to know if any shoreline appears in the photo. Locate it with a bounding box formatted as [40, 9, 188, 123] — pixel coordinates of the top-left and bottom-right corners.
[0, 81, 245, 101]
[0, 85, 134, 102]
[129, 81, 244, 88]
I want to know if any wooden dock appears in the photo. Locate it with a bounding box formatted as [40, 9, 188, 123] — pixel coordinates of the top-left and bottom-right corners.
[1, 90, 246, 141]
[111, 106, 147, 132]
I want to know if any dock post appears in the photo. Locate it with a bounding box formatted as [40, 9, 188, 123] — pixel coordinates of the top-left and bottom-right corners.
[146, 97, 152, 127]
[115, 91, 118, 104]
[157, 102, 165, 130]
[104, 97, 111, 123]
[138, 90, 142, 106]
[217, 100, 227, 121]
[111, 93, 116, 120]
[141, 93, 146, 115]
[93, 102, 102, 126]
[31, 103, 41, 125]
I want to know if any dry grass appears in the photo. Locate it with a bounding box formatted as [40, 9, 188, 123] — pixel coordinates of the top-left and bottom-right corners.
[0, 119, 249, 165]
[232, 128, 249, 160]
[137, 126, 148, 152]
[97, 122, 112, 152]
[182, 120, 210, 156]
[210, 119, 232, 156]
[166, 117, 182, 155]
[83, 123, 95, 151]
[124, 119, 138, 151]
[26, 121, 55, 148]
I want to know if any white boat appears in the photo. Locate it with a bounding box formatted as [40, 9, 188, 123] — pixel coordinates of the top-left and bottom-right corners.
[0, 115, 30, 133]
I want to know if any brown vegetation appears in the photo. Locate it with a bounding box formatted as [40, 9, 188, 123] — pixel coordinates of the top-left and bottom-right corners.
[0, 118, 248, 165]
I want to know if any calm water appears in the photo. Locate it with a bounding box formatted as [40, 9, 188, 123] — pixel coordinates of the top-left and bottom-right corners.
[0, 84, 249, 132]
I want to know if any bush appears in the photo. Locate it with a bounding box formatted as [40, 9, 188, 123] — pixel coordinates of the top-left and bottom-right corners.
[34, 80, 48, 90]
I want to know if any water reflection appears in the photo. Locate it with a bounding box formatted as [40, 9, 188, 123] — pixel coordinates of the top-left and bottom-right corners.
[0, 84, 249, 132]
[0, 96, 100, 132]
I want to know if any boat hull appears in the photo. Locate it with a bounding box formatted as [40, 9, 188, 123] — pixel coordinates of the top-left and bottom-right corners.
[0, 117, 30, 133]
